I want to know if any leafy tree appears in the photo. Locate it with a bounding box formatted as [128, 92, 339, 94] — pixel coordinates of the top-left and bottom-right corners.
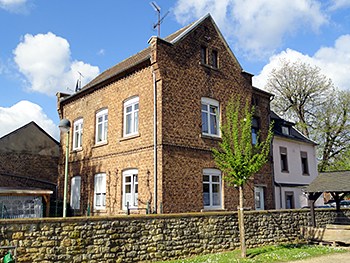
[312, 89, 350, 171]
[212, 96, 273, 258]
[266, 58, 333, 138]
[266, 58, 350, 171]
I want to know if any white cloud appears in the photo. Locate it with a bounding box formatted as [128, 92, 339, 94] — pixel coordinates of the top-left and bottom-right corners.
[253, 34, 350, 91]
[13, 32, 100, 96]
[0, 101, 59, 140]
[173, 0, 328, 57]
[97, 49, 105, 55]
[328, 0, 350, 10]
[0, 0, 32, 14]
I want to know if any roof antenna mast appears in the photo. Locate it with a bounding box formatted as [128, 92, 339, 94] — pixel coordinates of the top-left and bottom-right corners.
[150, 2, 169, 37]
[75, 71, 84, 92]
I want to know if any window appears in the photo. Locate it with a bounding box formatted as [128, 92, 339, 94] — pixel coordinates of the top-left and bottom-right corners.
[254, 187, 264, 210]
[285, 192, 294, 209]
[280, 147, 288, 172]
[251, 117, 259, 145]
[201, 98, 220, 137]
[282, 126, 289, 135]
[123, 169, 138, 210]
[94, 173, 106, 209]
[200, 46, 207, 64]
[70, 176, 81, 210]
[203, 169, 222, 209]
[301, 151, 309, 174]
[124, 97, 139, 137]
[212, 50, 218, 68]
[73, 118, 83, 150]
[96, 108, 108, 144]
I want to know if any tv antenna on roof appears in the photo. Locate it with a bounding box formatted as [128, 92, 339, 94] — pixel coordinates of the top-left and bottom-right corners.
[150, 1, 169, 38]
[75, 71, 84, 92]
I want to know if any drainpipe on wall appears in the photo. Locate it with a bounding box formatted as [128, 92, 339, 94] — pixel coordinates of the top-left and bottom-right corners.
[153, 71, 157, 214]
[275, 181, 282, 209]
[269, 95, 278, 210]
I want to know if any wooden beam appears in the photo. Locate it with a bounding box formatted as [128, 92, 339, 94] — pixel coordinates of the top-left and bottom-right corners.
[308, 192, 322, 227]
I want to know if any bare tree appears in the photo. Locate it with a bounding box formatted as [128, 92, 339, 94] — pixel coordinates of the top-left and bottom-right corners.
[266, 58, 333, 138]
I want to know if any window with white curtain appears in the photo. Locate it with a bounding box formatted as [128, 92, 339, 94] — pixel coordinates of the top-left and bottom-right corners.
[123, 169, 138, 210]
[94, 173, 106, 209]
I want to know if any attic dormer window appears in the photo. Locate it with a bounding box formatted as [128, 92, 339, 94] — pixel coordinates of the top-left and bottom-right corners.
[282, 126, 289, 135]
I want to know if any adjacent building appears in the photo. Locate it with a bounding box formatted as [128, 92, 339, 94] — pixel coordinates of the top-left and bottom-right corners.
[56, 14, 274, 215]
[0, 121, 59, 218]
[271, 112, 324, 209]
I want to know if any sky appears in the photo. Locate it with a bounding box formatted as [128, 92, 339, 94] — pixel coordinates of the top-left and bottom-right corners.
[1, 0, 350, 141]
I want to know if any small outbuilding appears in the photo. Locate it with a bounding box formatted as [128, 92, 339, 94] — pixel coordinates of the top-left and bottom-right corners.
[305, 170, 350, 226]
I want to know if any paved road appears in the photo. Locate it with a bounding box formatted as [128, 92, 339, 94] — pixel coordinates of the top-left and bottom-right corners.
[284, 251, 350, 263]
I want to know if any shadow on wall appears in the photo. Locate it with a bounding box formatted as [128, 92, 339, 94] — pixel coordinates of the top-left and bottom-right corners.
[59, 137, 103, 217]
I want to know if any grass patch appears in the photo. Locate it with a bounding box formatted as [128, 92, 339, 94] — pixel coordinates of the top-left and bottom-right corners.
[158, 243, 347, 262]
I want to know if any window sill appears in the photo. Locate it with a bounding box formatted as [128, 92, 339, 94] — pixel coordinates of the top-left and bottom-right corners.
[119, 133, 141, 142]
[281, 170, 289, 173]
[92, 141, 108, 148]
[200, 134, 222, 141]
[302, 173, 310, 176]
[199, 62, 220, 71]
[70, 148, 83, 154]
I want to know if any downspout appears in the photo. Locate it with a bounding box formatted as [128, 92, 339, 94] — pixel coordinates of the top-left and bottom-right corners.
[153, 71, 157, 214]
[275, 181, 282, 209]
[269, 94, 277, 209]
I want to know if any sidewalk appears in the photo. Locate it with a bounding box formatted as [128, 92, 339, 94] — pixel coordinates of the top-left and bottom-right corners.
[284, 251, 350, 263]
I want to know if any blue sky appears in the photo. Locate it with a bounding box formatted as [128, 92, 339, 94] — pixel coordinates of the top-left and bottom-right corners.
[1, 0, 350, 140]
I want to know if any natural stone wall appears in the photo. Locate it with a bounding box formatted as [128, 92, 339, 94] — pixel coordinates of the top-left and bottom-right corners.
[0, 209, 349, 263]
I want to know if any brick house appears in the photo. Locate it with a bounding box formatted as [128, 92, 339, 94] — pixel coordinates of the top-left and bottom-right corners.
[0, 121, 59, 217]
[56, 14, 274, 215]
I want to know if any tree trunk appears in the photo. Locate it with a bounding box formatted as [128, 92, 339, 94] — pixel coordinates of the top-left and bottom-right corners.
[239, 185, 246, 258]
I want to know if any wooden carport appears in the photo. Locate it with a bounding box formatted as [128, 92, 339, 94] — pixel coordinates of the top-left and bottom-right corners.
[305, 170, 350, 227]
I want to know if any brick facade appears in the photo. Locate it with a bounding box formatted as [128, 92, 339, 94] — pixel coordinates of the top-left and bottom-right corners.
[0, 122, 59, 196]
[57, 14, 273, 216]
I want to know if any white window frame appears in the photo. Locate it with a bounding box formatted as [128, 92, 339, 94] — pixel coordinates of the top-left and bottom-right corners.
[254, 186, 264, 210]
[124, 96, 139, 137]
[70, 176, 81, 210]
[94, 173, 106, 210]
[203, 169, 222, 209]
[201, 98, 220, 137]
[96, 108, 108, 144]
[72, 118, 83, 150]
[282, 126, 289, 135]
[122, 169, 138, 210]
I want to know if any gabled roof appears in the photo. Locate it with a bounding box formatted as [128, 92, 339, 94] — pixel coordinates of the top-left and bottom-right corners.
[63, 13, 243, 102]
[81, 18, 195, 92]
[0, 121, 59, 145]
[271, 111, 316, 145]
[306, 170, 350, 193]
[0, 121, 59, 155]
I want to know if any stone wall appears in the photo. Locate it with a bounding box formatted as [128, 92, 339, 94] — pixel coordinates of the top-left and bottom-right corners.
[1, 209, 349, 263]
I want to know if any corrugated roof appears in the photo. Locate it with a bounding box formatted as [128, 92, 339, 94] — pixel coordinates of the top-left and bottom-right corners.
[0, 187, 53, 195]
[306, 170, 350, 193]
